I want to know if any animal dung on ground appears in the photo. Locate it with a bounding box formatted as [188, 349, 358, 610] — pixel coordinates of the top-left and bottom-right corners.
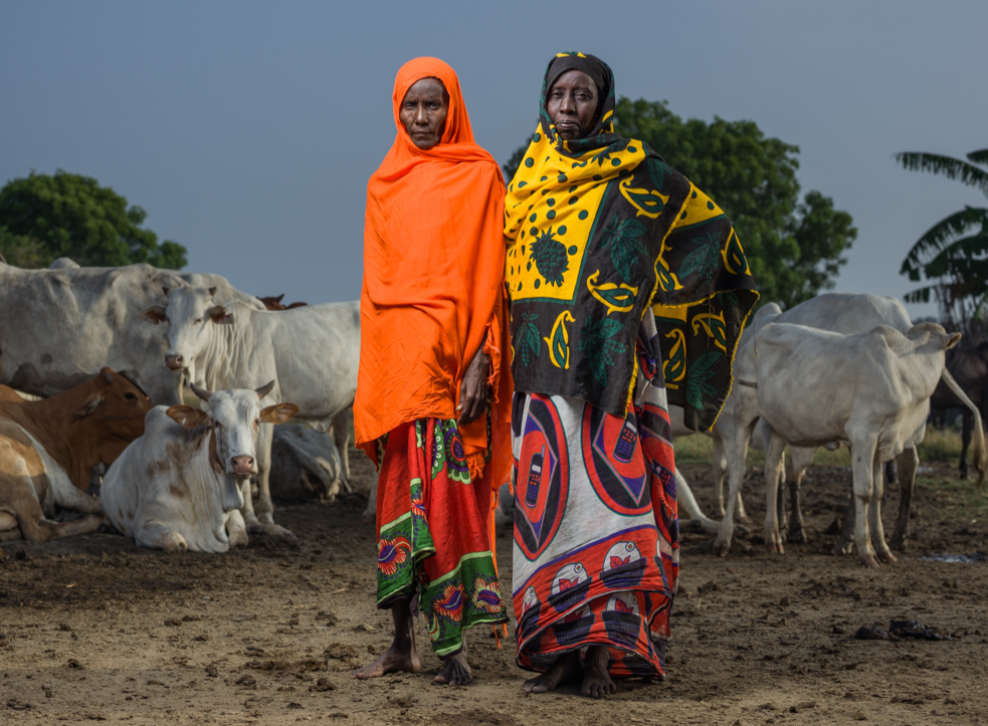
[855, 620, 951, 641]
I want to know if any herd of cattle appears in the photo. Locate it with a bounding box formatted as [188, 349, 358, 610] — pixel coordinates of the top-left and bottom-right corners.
[0, 257, 985, 568]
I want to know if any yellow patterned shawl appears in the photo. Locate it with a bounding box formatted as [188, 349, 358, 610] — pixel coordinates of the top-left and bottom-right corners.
[504, 52, 758, 430]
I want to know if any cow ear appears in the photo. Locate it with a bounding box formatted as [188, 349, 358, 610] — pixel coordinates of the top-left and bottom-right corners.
[208, 286, 217, 297]
[162, 286, 170, 297]
[166, 405, 210, 429]
[75, 396, 104, 418]
[207, 306, 234, 325]
[945, 332, 963, 351]
[141, 305, 167, 325]
[259, 403, 299, 425]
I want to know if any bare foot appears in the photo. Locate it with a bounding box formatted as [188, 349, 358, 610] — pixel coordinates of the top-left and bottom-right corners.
[522, 651, 581, 693]
[352, 641, 420, 679]
[434, 634, 472, 685]
[581, 645, 616, 698]
[353, 599, 419, 679]
[434, 649, 472, 685]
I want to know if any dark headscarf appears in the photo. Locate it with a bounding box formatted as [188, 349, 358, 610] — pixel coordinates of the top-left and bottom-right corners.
[538, 52, 618, 154]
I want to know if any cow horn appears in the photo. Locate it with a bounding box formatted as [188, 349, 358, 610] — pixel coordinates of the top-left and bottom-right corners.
[103, 369, 113, 384]
[190, 381, 212, 402]
[255, 381, 276, 400]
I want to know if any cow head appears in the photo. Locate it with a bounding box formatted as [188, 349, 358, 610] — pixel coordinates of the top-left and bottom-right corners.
[165, 382, 298, 512]
[142, 286, 235, 372]
[77, 368, 155, 466]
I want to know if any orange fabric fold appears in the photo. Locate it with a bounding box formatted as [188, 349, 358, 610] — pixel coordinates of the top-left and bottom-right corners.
[355, 57, 513, 491]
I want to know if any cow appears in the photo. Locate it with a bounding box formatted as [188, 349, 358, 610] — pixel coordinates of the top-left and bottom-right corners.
[0, 261, 263, 405]
[141, 286, 359, 536]
[928, 341, 988, 478]
[101, 382, 298, 553]
[708, 294, 986, 558]
[259, 294, 308, 311]
[271, 422, 345, 502]
[752, 322, 961, 566]
[0, 368, 152, 542]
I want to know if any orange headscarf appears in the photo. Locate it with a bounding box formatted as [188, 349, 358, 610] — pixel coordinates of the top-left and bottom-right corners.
[355, 57, 512, 490]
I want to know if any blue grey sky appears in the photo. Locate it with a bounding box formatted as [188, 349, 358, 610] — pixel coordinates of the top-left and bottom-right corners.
[2, 1, 985, 319]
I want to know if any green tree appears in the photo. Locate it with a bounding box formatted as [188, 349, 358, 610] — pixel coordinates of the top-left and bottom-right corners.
[895, 148, 988, 332]
[0, 170, 187, 269]
[503, 99, 856, 309]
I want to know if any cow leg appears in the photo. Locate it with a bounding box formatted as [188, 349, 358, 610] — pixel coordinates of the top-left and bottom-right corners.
[849, 439, 879, 567]
[3, 476, 104, 543]
[889, 445, 918, 551]
[786, 446, 816, 544]
[226, 509, 248, 548]
[676, 468, 720, 534]
[254, 423, 276, 524]
[52, 481, 104, 515]
[331, 408, 352, 489]
[711, 435, 727, 518]
[960, 409, 972, 479]
[135, 522, 188, 552]
[713, 417, 757, 557]
[763, 434, 786, 554]
[363, 477, 378, 521]
[870, 459, 895, 564]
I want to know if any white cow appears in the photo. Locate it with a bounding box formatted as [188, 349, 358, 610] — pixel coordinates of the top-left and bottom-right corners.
[710, 293, 986, 557]
[142, 286, 360, 535]
[102, 382, 298, 553]
[753, 322, 960, 566]
[0, 261, 262, 405]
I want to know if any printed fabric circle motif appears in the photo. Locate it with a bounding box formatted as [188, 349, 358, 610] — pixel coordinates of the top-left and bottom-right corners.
[514, 395, 569, 560]
[582, 405, 651, 516]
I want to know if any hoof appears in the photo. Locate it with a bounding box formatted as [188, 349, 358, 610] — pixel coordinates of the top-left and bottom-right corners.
[713, 540, 732, 558]
[766, 542, 785, 555]
[859, 554, 880, 568]
[877, 550, 897, 564]
[162, 532, 188, 552]
[788, 529, 807, 545]
[833, 540, 854, 556]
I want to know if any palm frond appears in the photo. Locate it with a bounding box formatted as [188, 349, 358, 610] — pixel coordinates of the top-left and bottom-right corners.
[967, 149, 988, 166]
[894, 152, 988, 197]
[923, 234, 988, 278]
[903, 286, 935, 304]
[899, 206, 988, 279]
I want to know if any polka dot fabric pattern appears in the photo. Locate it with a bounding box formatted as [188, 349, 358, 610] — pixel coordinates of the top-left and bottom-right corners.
[505, 52, 759, 431]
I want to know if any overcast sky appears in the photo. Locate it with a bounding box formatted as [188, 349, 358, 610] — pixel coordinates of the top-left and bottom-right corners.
[1, 1, 985, 320]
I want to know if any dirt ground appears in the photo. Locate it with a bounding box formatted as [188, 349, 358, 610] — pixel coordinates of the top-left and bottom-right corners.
[2, 451, 987, 726]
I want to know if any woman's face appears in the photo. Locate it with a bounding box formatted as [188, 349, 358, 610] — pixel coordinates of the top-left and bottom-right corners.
[547, 70, 599, 140]
[400, 77, 449, 150]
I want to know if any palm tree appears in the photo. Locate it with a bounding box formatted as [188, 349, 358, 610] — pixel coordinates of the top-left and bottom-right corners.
[896, 148, 988, 333]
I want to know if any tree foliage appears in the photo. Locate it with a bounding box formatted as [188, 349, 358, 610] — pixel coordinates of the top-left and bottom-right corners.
[503, 99, 856, 310]
[0, 170, 187, 269]
[895, 148, 988, 332]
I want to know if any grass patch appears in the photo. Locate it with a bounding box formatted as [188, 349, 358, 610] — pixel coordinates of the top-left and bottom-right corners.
[915, 476, 988, 521]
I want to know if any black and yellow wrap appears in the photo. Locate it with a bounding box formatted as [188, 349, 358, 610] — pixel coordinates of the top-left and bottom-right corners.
[504, 52, 758, 431]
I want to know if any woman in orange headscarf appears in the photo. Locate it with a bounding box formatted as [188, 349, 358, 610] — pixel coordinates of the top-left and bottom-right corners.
[352, 58, 512, 686]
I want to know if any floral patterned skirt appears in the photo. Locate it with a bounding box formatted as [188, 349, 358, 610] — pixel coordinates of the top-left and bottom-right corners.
[374, 418, 506, 657]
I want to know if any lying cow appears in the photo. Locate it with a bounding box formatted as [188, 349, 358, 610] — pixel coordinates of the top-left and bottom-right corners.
[754, 322, 960, 566]
[101, 382, 298, 553]
[142, 286, 359, 536]
[271, 422, 345, 502]
[0, 369, 151, 542]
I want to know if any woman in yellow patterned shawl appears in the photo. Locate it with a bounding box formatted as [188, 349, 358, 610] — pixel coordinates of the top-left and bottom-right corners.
[505, 53, 757, 697]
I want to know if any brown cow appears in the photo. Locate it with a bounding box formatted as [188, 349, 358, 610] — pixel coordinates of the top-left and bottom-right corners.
[259, 294, 308, 311]
[0, 368, 152, 542]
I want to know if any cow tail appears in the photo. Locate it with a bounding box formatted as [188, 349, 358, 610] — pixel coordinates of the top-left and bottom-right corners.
[941, 368, 987, 489]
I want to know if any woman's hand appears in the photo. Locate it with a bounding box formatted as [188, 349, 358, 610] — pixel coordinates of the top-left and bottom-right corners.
[457, 349, 491, 425]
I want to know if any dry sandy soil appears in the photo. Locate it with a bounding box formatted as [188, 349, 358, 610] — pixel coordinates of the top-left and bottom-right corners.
[2, 451, 987, 726]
